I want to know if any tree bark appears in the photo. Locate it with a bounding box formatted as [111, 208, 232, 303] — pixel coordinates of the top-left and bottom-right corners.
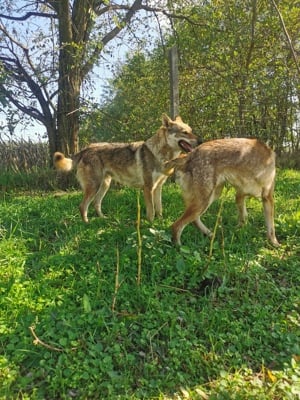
[54, 0, 80, 155]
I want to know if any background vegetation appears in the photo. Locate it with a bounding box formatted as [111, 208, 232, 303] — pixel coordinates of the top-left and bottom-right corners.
[0, 0, 299, 158]
[80, 0, 300, 162]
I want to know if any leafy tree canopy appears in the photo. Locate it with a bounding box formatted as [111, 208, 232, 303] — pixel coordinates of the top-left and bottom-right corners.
[84, 0, 300, 153]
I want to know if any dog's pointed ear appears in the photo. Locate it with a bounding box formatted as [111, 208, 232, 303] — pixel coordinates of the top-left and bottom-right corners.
[162, 114, 172, 128]
[175, 115, 183, 123]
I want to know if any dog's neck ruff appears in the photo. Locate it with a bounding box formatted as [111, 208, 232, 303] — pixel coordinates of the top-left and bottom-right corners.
[145, 132, 180, 162]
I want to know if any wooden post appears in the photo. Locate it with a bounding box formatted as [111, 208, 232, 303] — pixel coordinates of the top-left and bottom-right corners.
[169, 46, 179, 118]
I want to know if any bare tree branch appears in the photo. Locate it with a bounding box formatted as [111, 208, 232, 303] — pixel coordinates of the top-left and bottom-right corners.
[0, 84, 45, 123]
[270, 0, 300, 75]
[0, 11, 57, 20]
[81, 0, 144, 76]
[0, 53, 54, 127]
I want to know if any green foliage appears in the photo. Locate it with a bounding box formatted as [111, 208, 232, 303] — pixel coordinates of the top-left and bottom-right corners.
[0, 170, 299, 399]
[81, 0, 300, 153]
[176, 0, 300, 150]
[80, 48, 170, 143]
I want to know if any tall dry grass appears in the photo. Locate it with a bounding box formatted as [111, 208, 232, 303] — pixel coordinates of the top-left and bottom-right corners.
[0, 139, 49, 172]
[0, 139, 78, 191]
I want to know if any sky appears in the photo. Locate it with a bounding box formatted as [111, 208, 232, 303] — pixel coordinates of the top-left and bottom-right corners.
[0, 1, 168, 142]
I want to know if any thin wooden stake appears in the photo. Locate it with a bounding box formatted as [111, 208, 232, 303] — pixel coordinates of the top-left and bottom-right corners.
[112, 246, 120, 313]
[136, 192, 142, 285]
[169, 45, 180, 118]
[208, 196, 225, 259]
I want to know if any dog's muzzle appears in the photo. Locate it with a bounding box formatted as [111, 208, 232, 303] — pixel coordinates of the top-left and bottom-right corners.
[179, 140, 194, 152]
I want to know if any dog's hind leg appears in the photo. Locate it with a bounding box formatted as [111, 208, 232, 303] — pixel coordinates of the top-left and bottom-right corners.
[235, 191, 248, 226]
[262, 184, 280, 246]
[79, 183, 99, 223]
[94, 175, 112, 218]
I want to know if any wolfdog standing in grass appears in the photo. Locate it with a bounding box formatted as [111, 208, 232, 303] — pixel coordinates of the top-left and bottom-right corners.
[54, 114, 200, 222]
[164, 138, 280, 247]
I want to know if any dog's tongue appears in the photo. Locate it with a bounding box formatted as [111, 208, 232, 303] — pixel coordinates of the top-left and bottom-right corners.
[179, 140, 193, 153]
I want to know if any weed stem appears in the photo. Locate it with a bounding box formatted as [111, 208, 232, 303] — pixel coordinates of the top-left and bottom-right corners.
[29, 325, 63, 352]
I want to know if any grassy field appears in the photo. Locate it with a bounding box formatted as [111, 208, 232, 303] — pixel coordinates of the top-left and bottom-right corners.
[0, 169, 299, 399]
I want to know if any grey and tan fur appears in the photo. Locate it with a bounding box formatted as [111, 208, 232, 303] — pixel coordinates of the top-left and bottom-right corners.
[53, 114, 200, 222]
[164, 138, 280, 246]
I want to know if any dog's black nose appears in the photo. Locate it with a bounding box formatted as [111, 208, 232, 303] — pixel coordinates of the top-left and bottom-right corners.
[197, 136, 203, 145]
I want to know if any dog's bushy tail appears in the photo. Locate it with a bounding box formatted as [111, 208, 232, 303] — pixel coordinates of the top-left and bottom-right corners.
[53, 152, 73, 172]
[163, 154, 187, 176]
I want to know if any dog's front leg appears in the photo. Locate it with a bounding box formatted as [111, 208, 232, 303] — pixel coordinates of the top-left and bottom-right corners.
[153, 184, 163, 217]
[172, 204, 204, 245]
[143, 186, 155, 221]
[193, 217, 212, 237]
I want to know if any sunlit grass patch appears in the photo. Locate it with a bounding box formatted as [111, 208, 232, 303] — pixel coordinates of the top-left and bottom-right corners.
[0, 169, 299, 399]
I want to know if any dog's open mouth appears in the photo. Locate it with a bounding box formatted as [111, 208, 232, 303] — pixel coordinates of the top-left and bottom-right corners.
[179, 140, 193, 153]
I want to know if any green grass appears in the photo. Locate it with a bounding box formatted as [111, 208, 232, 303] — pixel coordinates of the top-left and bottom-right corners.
[0, 169, 299, 399]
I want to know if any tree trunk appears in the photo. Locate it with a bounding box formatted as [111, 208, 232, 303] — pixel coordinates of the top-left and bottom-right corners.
[47, 122, 58, 162]
[56, 68, 80, 155]
[55, 0, 80, 155]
